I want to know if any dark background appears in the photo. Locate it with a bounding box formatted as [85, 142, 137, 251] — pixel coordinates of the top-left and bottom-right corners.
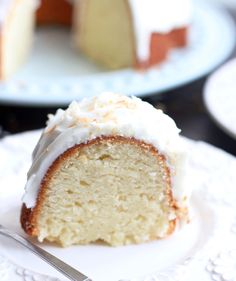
[0, 8, 235, 156]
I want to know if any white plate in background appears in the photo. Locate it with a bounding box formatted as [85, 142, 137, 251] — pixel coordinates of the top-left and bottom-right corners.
[0, 131, 236, 281]
[204, 59, 236, 139]
[210, 0, 236, 9]
[0, 1, 235, 106]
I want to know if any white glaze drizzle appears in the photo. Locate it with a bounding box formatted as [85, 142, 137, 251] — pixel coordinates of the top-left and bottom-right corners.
[23, 93, 187, 209]
[0, 0, 40, 29]
[128, 0, 192, 61]
[0, 0, 13, 27]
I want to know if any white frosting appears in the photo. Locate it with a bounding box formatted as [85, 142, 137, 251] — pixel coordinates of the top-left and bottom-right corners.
[0, 0, 13, 27]
[23, 93, 187, 209]
[128, 0, 192, 61]
[0, 0, 40, 28]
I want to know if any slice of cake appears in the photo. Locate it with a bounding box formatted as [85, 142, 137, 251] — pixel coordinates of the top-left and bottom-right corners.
[74, 0, 192, 69]
[0, 0, 36, 80]
[21, 93, 189, 247]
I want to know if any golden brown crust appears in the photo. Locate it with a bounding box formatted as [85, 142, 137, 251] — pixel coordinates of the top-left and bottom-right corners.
[20, 203, 38, 236]
[136, 27, 188, 69]
[167, 219, 177, 235]
[36, 0, 73, 25]
[20, 135, 180, 240]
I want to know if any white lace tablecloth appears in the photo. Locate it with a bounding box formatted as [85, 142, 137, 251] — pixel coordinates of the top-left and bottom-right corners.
[0, 130, 236, 281]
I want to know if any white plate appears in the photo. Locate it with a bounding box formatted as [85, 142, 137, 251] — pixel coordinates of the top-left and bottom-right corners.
[210, 0, 236, 9]
[0, 1, 235, 106]
[204, 58, 236, 139]
[0, 131, 236, 281]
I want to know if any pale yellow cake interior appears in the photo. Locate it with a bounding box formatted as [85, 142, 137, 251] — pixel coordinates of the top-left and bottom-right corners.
[73, 0, 135, 69]
[1, 0, 35, 80]
[36, 138, 176, 247]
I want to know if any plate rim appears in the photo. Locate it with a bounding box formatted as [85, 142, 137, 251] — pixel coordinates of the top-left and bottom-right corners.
[203, 58, 236, 140]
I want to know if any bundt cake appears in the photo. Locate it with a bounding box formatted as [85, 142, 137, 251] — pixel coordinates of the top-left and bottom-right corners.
[0, 0, 192, 80]
[74, 0, 192, 69]
[21, 92, 189, 247]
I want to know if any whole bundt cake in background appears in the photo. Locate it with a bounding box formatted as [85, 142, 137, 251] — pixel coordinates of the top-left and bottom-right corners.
[75, 0, 192, 69]
[0, 0, 192, 80]
[21, 92, 189, 247]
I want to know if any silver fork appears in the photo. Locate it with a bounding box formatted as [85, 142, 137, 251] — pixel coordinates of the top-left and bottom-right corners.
[0, 225, 92, 281]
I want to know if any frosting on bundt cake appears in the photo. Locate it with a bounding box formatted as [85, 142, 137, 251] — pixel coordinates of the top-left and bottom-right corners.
[127, 0, 192, 61]
[21, 93, 189, 246]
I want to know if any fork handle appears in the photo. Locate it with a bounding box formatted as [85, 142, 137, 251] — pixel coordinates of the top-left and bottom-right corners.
[0, 226, 92, 281]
